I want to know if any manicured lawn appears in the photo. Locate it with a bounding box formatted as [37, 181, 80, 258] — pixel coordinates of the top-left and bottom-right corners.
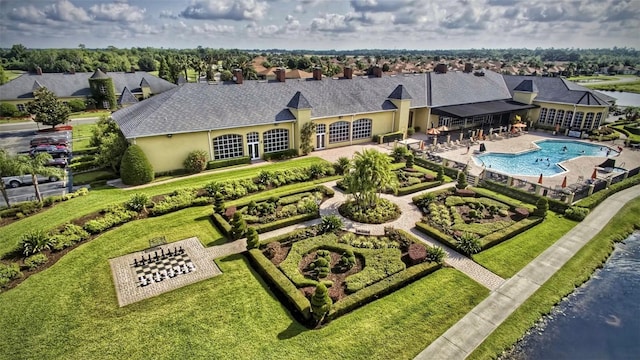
[0, 217, 487, 360]
[6, 70, 25, 81]
[149, 69, 199, 82]
[68, 110, 110, 120]
[0, 117, 31, 124]
[611, 124, 640, 143]
[584, 80, 640, 94]
[71, 123, 97, 151]
[72, 169, 116, 185]
[469, 196, 640, 360]
[473, 212, 578, 278]
[567, 75, 619, 82]
[0, 157, 330, 257]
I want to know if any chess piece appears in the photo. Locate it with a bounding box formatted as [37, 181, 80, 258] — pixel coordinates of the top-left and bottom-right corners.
[182, 264, 189, 273]
[161, 270, 168, 279]
[174, 266, 182, 275]
[154, 272, 162, 282]
[146, 274, 154, 283]
[161, 248, 165, 258]
[154, 251, 158, 261]
[148, 254, 152, 262]
[174, 247, 177, 255]
[167, 248, 172, 256]
[133, 259, 138, 267]
[187, 262, 195, 271]
[168, 269, 175, 277]
[179, 246, 184, 254]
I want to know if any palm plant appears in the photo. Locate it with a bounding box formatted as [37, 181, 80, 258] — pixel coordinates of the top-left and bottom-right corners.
[0, 149, 18, 206]
[14, 153, 64, 203]
[20, 229, 53, 256]
[456, 232, 481, 256]
[343, 149, 397, 208]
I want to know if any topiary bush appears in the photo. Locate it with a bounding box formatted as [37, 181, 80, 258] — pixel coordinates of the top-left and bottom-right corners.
[214, 192, 225, 214]
[183, 150, 208, 174]
[340, 249, 356, 270]
[564, 206, 590, 221]
[456, 171, 468, 189]
[120, 144, 154, 185]
[230, 212, 247, 240]
[533, 197, 549, 218]
[436, 165, 444, 181]
[246, 227, 259, 249]
[405, 153, 414, 168]
[310, 283, 333, 323]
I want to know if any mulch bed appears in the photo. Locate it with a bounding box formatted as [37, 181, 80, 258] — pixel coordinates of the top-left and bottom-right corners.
[298, 250, 364, 302]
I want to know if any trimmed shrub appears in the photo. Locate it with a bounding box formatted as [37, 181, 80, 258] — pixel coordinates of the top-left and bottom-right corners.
[67, 99, 87, 112]
[214, 192, 225, 214]
[254, 213, 319, 233]
[149, 189, 209, 216]
[263, 149, 298, 161]
[0, 102, 19, 117]
[24, 253, 48, 270]
[320, 215, 344, 234]
[564, 206, 590, 221]
[405, 153, 415, 168]
[481, 180, 568, 213]
[83, 206, 138, 234]
[481, 217, 543, 249]
[230, 212, 247, 240]
[206, 156, 251, 170]
[436, 165, 444, 181]
[392, 145, 410, 162]
[211, 213, 232, 236]
[120, 144, 154, 185]
[456, 232, 481, 255]
[575, 173, 640, 209]
[396, 180, 442, 196]
[183, 150, 208, 174]
[456, 171, 468, 189]
[533, 197, 549, 218]
[426, 246, 447, 264]
[246, 227, 260, 249]
[407, 243, 427, 265]
[333, 157, 350, 175]
[310, 283, 333, 322]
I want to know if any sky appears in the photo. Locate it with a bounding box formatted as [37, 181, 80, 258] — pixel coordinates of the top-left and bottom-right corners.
[0, 0, 639, 50]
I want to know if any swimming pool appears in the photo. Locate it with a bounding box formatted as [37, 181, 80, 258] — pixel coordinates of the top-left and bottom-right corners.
[473, 140, 618, 176]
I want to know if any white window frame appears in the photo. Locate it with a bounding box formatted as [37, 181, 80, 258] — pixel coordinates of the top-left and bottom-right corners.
[16, 104, 26, 112]
[213, 134, 244, 160]
[352, 118, 372, 140]
[102, 100, 110, 109]
[573, 112, 584, 128]
[594, 113, 603, 128]
[99, 84, 107, 94]
[263, 129, 289, 153]
[583, 112, 595, 129]
[546, 109, 556, 125]
[538, 108, 547, 123]
[555, 110, 565, 126]
[329, 121, 350, 143]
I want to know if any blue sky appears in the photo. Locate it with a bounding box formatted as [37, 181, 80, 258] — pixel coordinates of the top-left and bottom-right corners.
[0, 0, 638, 50]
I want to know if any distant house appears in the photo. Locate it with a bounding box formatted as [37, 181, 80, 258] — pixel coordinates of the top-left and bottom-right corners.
[0, 68, 176, 113]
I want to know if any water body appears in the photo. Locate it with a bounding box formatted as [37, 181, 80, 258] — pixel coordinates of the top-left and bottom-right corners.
[598, 91, 640, 107]
[505, 232, 640, 360]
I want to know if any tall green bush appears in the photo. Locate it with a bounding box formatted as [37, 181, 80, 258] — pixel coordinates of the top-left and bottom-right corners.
[246, 227, 259, 249]
[183, 150, 208, 174]
[214, 192, 225, 214]
[230, 212, 247, 240]
[0, 103, 19, 117]
[310, 283, 332, 323]
[456, 171, 468, 189]
[436, 165, 444, 181]
[120, 144, 154, 185]
[533, 197, 549, 218]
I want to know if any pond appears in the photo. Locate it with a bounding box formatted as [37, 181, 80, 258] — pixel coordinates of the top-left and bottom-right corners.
[504, 232, 640, 359]
[598, 91, 640, 107]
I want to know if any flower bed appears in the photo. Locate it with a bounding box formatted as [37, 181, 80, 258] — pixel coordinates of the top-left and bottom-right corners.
[338, 198, 401, 224]
[247, 226, 444, 326]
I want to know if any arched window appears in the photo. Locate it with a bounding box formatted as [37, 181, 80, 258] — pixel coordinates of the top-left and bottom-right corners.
[594, 113, 603, 128]
[573, 112, 584, 128]
[562, 111, 573, 128]
[329, 121, 350, 143]
[263, 128, 289, 153]
[555, 110, 565, 126]
[583, 113, 595, 129]
[352, 118, 372, 140]
[213, 134, 243, 160]
[538, 108, 547, 123]
[546, 109, 556, 125]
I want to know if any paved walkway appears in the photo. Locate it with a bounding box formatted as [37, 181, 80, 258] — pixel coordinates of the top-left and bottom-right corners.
[416, 184, 640, 360]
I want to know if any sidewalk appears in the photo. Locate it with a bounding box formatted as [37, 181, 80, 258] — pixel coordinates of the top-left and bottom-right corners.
[415, 185, 640, 360]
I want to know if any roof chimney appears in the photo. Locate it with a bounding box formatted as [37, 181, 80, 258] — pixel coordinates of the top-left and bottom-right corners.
[312, 66, 322, 80]
[372, 65, 382, 78]
[233, 69, 243, 84]
[434, 63, 447, 74]
[464, 63, 473, 73]
[343, 66, 353, 79]
[35, 66, 42, 75]
[275, 67, 286, 82]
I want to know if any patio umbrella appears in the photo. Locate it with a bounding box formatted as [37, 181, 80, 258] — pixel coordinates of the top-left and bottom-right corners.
[436, 125, 449, 132]
[591, 168, 598, 180]
[538, 173, 543, 184]
[427, 128, 440, 135]
[561, 176, 567, 188]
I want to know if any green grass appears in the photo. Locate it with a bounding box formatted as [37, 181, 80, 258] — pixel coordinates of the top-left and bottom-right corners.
[0, 157, 330, 257]
[469, 196, 640, 360]
[149, 69, 199, 82]
[5, 70, 25, 81]
[0, 220, 487, 360]
[68, 111, 110, 120]
[611, 124, 640, 142]
[72, 170, 116, 186]
[72, 123, 97, 151]
[0, 117, 31, 124]
[567, 75, 619, 82]
[584, 80, 640, 94]
[473, 212, 578, 278]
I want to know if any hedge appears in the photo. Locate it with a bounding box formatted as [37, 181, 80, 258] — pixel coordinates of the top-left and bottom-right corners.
[246, 249, 311, 321]
[471, 187, 536, 212]
[380, 131, 404, 144]
[263, 149, 299, 161]
[411, 188, 454, 204]
[327, 261, 440, 320]
[575, 173, 640, 209]
[206, 156, 251, 170]
[480, 217, 543, 249]
[255, 212, 320, 233]
[396, 181, 443, 196]
[480, 180, 569, 213]
[414, 157, 459, 178]
[211, 213, 232, 237]
[415, 222, 457, 249]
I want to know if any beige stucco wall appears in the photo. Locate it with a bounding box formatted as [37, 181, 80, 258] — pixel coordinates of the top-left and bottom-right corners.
[311, 110, 395, 149]
[135, 121, 296, 173]
[513, 91, 537, 105]
[529, 101, 608, 129]
[412, 107, 431, 132]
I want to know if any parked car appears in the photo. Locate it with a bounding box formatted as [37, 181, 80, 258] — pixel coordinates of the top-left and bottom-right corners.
[2, 174, 61, 188]
[29, 145, 70, 158]
[30, 136, 69, 147]
[46, 158, 68, 168]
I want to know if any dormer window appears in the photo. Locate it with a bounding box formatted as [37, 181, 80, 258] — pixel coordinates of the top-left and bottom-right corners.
[99, 84, 106, 94]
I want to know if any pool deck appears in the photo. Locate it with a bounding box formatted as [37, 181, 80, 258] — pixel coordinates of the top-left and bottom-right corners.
[413, 131, 640, 189]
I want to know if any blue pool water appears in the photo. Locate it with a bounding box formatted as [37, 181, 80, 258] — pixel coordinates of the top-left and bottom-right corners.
[474, 140, 617, 176]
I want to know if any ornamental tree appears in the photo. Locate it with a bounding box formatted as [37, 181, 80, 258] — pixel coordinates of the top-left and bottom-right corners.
[343, 149, 397, 209]
[310, 283, 332, 324]
[14, 153, 64, 203]
[27, 87, 70, 128]
[120, 144, 154, 185]
[245, 227, 259, 249]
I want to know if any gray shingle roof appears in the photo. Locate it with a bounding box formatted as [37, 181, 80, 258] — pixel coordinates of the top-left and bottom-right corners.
[118, 86, 138, 106]
[90, 69, 109, 79]
[503, 75, 612, 106]
[388, 84, 412, 100]
[514, 79, 538, 93]
[112, 70, 516, 139]
[287, 91, 311, 109]
[0, 71, 176, 100]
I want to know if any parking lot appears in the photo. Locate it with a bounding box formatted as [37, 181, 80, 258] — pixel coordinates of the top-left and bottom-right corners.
[1, 129, 72, 204]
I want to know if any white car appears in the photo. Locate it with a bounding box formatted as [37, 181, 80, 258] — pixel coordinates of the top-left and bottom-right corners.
[2, 174, 61, 188]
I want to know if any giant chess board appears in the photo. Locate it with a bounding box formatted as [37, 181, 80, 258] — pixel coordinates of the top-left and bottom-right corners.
[109, 237, 222, 307]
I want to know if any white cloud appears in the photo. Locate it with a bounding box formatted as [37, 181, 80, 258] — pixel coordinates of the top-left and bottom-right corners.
[180, 0, 268, 21]
[89, 2, 147, 22]
[192, 23, 236, 34]
[310, 13, 360, 32]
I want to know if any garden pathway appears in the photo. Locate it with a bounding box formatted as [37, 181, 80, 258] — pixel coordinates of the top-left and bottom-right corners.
[416, 185, 640, 360]
[203, 179, 505, 291]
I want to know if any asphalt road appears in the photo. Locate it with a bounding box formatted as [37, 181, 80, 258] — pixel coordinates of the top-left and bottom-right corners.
[3, 179, 68, 205]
